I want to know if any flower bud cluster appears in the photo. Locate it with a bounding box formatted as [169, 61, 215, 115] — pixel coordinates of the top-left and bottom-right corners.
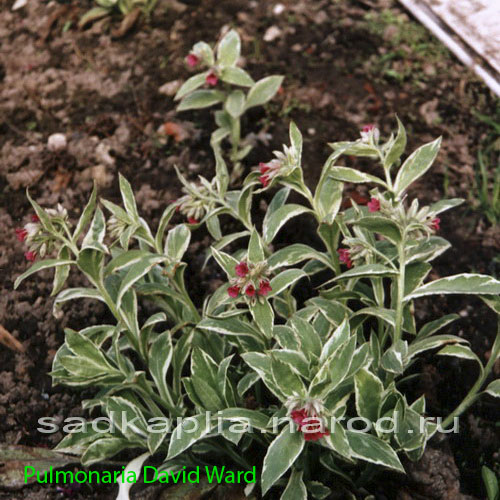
[227, 260, 272, 299]
[256, 142, 300, 189]
[175, 180, 216, 225]
[15, 204, 69, 261]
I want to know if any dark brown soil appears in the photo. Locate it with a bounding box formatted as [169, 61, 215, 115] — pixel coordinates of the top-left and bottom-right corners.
[0, 0, 498, 498]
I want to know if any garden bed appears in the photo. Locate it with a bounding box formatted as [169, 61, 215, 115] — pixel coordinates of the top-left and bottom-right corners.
[0, 0, 498, 498]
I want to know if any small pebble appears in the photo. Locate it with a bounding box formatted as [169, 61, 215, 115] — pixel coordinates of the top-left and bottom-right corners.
[47, 133, 67, 152]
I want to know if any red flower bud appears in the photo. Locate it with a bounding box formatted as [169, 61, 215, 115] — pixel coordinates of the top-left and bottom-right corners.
[362, 124, 375, 133]
[338, 248, 352, 268]
[235, 261, 249, 278]
[259, 162, 271, 174]
[15, 228, 27, 242]
[227, 285, 240, 298]
[24, 251, 36, 262]
[31, 214, 40, 222]
[206, 72, 218, 86]
[367, 197, 380, 212]
[187, 217, 199, 225]
[244, 284, 256, 297]
[431, 217, 440, 231]
[259, 174, 270, 188]
[186, 53, 199, 68]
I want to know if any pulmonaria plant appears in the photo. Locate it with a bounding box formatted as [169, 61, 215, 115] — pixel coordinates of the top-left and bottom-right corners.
[14, 91, 500, 500]
[174, 29, 283, 179]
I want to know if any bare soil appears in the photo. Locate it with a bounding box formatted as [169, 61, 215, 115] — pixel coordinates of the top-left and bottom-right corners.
[0, 0, 498, 498]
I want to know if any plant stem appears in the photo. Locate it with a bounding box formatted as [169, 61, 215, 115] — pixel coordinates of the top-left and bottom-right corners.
[394, 242, 406, 344]
[441, 323, 500, 429]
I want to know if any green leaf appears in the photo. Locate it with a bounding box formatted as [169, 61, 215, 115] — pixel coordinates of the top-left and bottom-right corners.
[334, 264, 397, 280]
[481, 465, 499, 500]
[197, 317, 263, 342]
[394, 137, 441, 196]
[405, 274, 500, 300]
[384, 116, 406, 169]
[81, 437, 129, 466]
[437, 344, 482, 366]
[174, 72, 210, 100]
[116, 453, 150, 500]
[289, 122, 303, 162]
[263, 204, 311, 244]
[484, 380, 500, 399]
[354, 216, 402, 245]
[51, 246, 71, 296]
[149, 331, 173, 404]
[220, 67, 255, 87]
[177, 90, 225, 111]
[271, 357, 306, 398]
[119, 174, 140, 222]
[14, 259, 75, 290]
[81, 206, 107, 252]
[269, 269, 307, 297]
[290, 316, 322, 359]
[347, 431, 404, 472]
[328, 167, 385, 185]
[167, 414, 211, 459]
[355, 369, 383, 421]
[267, 244, 330, 271]
[216, 408, 270, 430]
[225, 90, 246, 118]
[261, 425, 305, 495]
[217, 29, 241, 66]
[73, 183, 97, 240]
[248, 228, 265, 263]
[165, 224, 191, 261]
[26, 191, 56, 233]
[324, 422, 351, 460]
[417, 314, 459, 339]
[116, 255, 167, 308]
[250, 299, 274, 338]
[314, 176, 343, 224]
[245, 76, 284, 110]
[320, 318, 350, 362]
[210, 247, 239, 278]
[429, 198, 464, 215]
[408, 334, 467, 359]
[281, 469, 307, 500]
[79, 7, 111, 28]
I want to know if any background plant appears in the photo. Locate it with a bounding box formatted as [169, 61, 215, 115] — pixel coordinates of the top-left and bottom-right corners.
[79, 0, 158, 29]
[175, 29, 283, 181]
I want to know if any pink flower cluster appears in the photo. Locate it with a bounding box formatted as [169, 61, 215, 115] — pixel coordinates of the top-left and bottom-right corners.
[430, 217, 440, 231]
[15, 214, 39, 261]
[367, 197, 380, 212]
[338, 248, 352, 268]
[291, 408, 330, 442]
[258, 160, 282, 188]
[227, 261, 272, 298]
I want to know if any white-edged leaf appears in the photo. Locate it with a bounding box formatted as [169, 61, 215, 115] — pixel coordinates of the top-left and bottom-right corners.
[220, 67, 255, 87]
[261, 425, 305, 495]
[217, 29, 240, 66]
[263, 204, 311, 244]
[174, 71, 210, 100]
[269, 269, 307, 297]
[347, 431, 404, 472]
[14, 259, 75, 289]
[178, 90, 225, 111]
[245, 76, 283, 110]
[165, 224, 191, 261]
[484, 380, 500, 398]
[394, 137, 441, 195]
[281, 469, 307, 500]
[334, 264, 397, 280]
[405, 274, 500, 301]
[328, 167, 385, 185]
[116, 452, 149, 500]
[167, 414, 211, 459]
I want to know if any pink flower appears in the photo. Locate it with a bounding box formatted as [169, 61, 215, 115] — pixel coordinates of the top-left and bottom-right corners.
[187, 217, 198, 225]
[258, 280, 272, 296]
[362, 124, 375, 133]
[186, 53, 199, 68]
[291, 408, 329, 442]
[245, 284, 256, 297]
[301, 416, 330, 441]
[338, 248, 352, 268]
[291, 409, 308, 427]
[15, 228, 27, 242]
[227, 285, 240, 298]
[367, 197, 380, 212]
[31, 214, 40, 222]
[431, 217, 440, 231]
[24, 251, 36, 262]
[206, 72, 218, 86]
[235, 261, 249, 278]
[259, 174, 270, 188]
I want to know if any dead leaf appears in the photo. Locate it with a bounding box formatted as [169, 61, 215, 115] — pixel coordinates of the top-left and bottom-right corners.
[0, 444, 77, 489]
[161, 122, 190, 143]
[50, 169, 73, 192]
[111, 8, 141, 39]
[0, 325, 25, 353]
